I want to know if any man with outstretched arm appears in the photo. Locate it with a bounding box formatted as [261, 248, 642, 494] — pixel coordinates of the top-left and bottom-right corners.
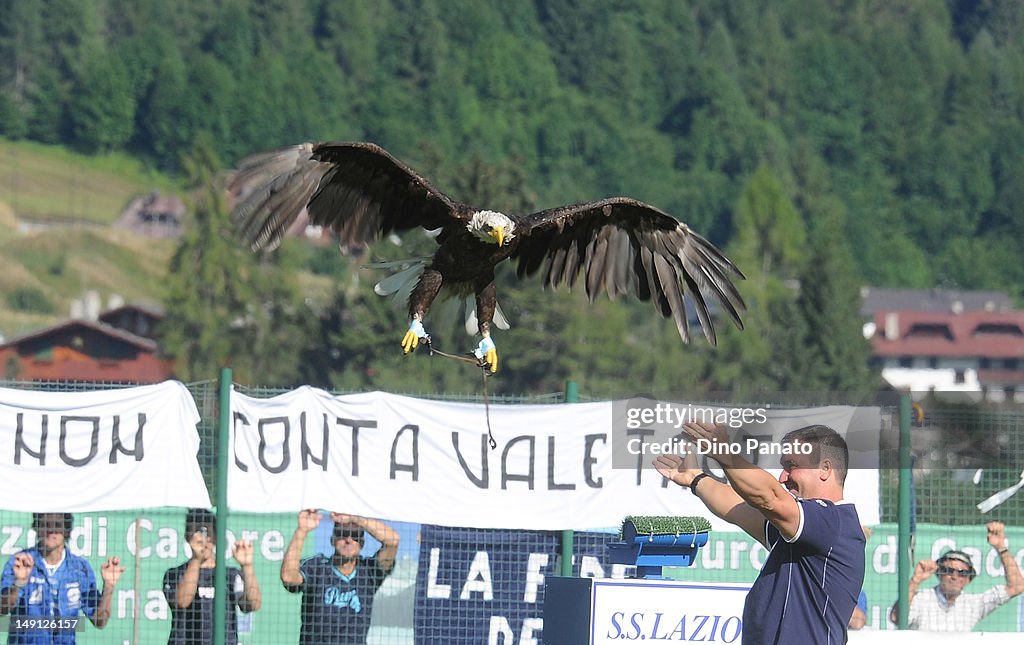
[281, 510, 400, 645]
[654, 422, 865, 644]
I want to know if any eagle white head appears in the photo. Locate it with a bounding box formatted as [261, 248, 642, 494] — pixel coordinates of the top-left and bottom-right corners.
[468, 210, 516, 247]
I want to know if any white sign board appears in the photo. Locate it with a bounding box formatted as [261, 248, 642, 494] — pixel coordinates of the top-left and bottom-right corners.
[590, 579, 751, 644]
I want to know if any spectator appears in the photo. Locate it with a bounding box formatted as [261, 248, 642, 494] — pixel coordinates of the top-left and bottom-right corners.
[162, 509, 261, 644]
[892, 521, 1023, 631]
[849, 590, 868, 630]
[0, 512, 124, 644]
[281, 510, 400, 645]
[849, 526, 873, 630]
[655, 422, 865, 644]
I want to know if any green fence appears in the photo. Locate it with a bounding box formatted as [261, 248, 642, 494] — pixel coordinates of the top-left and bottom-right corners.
[1, 379, 1022, 642]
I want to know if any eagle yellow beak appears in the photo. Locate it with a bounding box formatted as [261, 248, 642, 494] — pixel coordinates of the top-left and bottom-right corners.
[491, 226, 505, 247]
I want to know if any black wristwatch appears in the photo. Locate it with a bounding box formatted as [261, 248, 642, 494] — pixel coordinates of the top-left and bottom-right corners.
[689, 473, 710, 495]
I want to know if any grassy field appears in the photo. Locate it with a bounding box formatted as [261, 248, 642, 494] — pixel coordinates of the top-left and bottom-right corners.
[0, 139, 335, 344]
[0, 139, 182, 339]
[0, 138, 179, 224]
[0, 218, 178, 339]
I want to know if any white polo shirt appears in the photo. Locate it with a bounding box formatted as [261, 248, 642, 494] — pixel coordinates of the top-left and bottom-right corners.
[907, 584, 1010, 631]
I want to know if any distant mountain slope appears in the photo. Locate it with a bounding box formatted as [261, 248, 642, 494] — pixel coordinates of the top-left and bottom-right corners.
[0, 140, 181, 340]
[0, 139, 179, 224]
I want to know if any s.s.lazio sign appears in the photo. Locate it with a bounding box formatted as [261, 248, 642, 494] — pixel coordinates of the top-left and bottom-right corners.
[591, 579, 749, 643]
[544, 576, 749, 644]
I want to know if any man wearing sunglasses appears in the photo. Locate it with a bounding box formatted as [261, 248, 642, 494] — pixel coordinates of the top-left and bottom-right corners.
[281, 510, 400, 644]
[896, 520, 1024, 631]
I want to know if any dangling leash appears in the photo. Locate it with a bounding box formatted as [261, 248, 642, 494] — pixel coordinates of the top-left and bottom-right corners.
[422, 337, 497, 449]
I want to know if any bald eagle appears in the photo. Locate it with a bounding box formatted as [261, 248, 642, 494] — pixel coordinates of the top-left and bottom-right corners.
[228, 142, 745, 372]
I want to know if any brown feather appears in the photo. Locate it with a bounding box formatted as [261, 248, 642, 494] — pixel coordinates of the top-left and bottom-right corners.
[229, 143, 745, 345]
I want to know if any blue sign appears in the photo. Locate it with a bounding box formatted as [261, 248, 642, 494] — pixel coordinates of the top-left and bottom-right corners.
[414, 526, 616, 644]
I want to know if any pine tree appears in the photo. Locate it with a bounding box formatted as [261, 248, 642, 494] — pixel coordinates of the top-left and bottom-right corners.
[159, 137, 254, 382]
[793, 212, 878, 394]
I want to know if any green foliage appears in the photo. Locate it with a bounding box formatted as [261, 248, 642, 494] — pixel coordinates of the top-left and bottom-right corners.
[159, 137, 318, 385]
[68, 48, 136, 152]
[160, 139, 247, 382]
[6, 286, 54, 314]
[793, 214, 878, 393]
[731, 163, 805, 280]
[8, 0, 1024, 393]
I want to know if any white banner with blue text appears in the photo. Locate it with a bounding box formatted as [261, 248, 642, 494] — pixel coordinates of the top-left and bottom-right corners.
[0, 381, 211, 511]
[228, 387, 880, 529]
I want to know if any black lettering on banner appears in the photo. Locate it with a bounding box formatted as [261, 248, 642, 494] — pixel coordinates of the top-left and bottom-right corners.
[60, 416, 99, 467]
[301, 412, 329, 471]
[451, 432, 489, 489]
[109, 413, 145, 463]
[390, 424, 419, 480]
[501, 435, 535, 490]
[547, 436, 574, 491]
[258, 416, 290, 474]
[583, 433, 605, 488]
[337, 418, 376, 477]
[627, 428, 655, 485]
[232, 412, 249, 472]
[14, 413, 47, 465]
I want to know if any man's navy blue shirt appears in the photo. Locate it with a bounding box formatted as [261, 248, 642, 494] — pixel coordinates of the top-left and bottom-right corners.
[288, 554, 390, 645]
[162, 563, 245, 645]
[742, 498, 865, 644]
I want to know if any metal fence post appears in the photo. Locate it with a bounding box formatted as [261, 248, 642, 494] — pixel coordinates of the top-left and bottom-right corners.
[897, 394, 912, 629]
[214, 368, 232, 645]
[560, 380, 579, 577]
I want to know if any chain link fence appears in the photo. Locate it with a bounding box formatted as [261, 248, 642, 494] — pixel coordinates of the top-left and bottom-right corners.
[0, 380, 1022, 642]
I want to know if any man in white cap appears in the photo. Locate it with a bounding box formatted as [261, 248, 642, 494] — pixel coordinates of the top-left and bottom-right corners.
[897, 520, 1024, 631]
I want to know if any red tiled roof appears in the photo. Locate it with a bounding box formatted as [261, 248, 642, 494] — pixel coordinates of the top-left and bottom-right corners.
[872, 310, 1024, 358]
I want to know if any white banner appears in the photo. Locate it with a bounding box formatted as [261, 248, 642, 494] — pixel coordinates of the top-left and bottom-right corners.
[0, 381, 211, 511]
[228, 387, 880, 530]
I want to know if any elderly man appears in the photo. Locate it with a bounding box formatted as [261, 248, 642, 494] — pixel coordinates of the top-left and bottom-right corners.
[895, 521, 1024, 631]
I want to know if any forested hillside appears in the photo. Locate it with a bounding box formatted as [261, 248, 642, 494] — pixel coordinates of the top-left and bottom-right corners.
[1, 0, 1022, 394]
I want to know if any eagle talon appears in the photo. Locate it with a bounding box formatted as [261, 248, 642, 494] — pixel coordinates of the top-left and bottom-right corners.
[474, 337, 499, 373]
[402, 320, 427, 354]
[230, 142, 746, 375]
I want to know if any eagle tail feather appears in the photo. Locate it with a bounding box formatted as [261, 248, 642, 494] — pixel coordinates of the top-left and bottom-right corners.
[368, 257, 431, 297]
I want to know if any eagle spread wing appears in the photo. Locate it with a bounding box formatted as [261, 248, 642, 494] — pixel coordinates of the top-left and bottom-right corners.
[512, 197, 745, 345]
[229, 142, 464, 251]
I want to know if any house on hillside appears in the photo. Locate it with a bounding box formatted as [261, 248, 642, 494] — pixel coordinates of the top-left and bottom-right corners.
[98, 302, 163, 340]
[869, 309, 1024, 402]
[860, 287, 1013, 318]
[0, 303, 172, 383]
[115, 190, 186, 238]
